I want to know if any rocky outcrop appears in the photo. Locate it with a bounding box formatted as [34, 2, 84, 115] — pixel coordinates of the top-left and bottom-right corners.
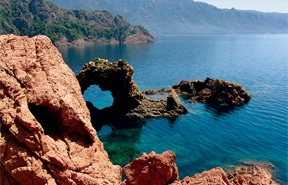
[171, 168, 230, 185]
[228, 166, 278, 185]
[122, 151, 179, 185]
[123, 151, 278, 185]
[0, 34, 121, 185]
[172, 78, 251, 106]
[171, 166, 278, 185]
[77, 58, 187, 129]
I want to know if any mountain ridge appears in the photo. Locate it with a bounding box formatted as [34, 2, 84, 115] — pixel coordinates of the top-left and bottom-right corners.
[0, 0, 155, 46]
[49, 0, 288, 35]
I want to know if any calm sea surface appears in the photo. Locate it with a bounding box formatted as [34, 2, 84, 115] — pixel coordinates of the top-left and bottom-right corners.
[58, 35, 288, 184]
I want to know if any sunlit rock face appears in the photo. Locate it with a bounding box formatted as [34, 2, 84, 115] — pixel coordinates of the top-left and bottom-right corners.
[170, 166, 278, 185]
[0, 34, 121, 185]
[122, 151, 179, 185]
[77, 58, 187, 129]
[123, 151, 278, 185]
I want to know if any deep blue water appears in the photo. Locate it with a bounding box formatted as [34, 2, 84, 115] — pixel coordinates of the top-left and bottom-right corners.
[58, 34, 288, 184]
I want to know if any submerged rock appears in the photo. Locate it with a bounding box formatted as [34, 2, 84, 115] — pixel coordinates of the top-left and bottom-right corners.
[0, 34, 121, 185]
[77, 58, 187, 129]
[173, 78, 251, 106]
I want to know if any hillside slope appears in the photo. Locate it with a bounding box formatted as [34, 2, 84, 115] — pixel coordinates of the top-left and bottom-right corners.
[0, 0, 155, 45]
[49, 0, 288, 35]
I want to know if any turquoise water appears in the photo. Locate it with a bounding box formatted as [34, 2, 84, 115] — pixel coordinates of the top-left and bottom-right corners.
[59, 34, 288, 184]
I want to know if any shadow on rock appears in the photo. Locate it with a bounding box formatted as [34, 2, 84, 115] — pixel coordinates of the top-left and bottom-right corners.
[77, 58, 187, 130]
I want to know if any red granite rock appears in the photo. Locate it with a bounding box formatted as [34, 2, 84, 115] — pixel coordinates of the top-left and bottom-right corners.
[171, 168, 230, 185]
[171, 166, 278, 185]
[228, 166, 278, 185]
[0, 34, 121, 185]
[122, 151, 179, 185]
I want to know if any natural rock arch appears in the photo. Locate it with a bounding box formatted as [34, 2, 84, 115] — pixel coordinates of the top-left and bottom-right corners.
[77, 58, 143, 109]
[77, 58, 188, 129]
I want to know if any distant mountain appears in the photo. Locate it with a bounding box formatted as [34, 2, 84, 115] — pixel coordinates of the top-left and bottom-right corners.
[0, 0, 154, 46]
[49, 0, 288, 35]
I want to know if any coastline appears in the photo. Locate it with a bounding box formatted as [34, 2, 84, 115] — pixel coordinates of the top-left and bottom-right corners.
[0, 34, 285, 184]
[54, 34, 156, 47]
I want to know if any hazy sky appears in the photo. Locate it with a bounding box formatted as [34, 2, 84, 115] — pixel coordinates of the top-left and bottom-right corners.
[198, 0, 288, 13]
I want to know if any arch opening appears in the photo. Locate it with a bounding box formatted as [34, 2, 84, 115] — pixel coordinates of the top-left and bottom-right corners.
[83, 85, 114, 109]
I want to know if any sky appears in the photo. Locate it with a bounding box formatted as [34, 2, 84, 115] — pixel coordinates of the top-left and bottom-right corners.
[198, 0, 288, 13]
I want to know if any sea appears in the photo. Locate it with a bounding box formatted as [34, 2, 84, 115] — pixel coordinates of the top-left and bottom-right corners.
[58, 34, 288, 184]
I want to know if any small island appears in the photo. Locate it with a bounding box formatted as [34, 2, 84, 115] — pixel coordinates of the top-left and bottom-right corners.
[172, 78, 252, 106]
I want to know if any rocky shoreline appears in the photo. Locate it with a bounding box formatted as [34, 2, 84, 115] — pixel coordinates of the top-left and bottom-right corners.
[0, 35, 278, 185]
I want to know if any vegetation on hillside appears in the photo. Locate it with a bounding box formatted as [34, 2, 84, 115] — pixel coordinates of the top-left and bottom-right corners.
[49, 0, 288, 35]
[0, 0, 154, 44]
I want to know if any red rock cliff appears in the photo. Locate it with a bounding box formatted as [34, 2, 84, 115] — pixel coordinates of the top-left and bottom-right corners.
[0, 34, 121, 185]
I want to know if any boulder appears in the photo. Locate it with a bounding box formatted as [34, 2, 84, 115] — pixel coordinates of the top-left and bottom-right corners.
[122, 151, 179, 185]
[77, 58, 187, 129]
[173, 78, 251, 106]
[0, 34, 121, 185]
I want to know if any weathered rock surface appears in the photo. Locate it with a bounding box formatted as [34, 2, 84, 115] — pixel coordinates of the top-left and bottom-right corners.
[172, 78, 251, 106]
[123, 151, 278, 185]
[228, 166, 278, 185]
[171, 168, 230, 185]
[122, 151, 179, 185]
[77, 58, 187, 129]
[0, 34, 121, 185]
[171, 166, 278, 185]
